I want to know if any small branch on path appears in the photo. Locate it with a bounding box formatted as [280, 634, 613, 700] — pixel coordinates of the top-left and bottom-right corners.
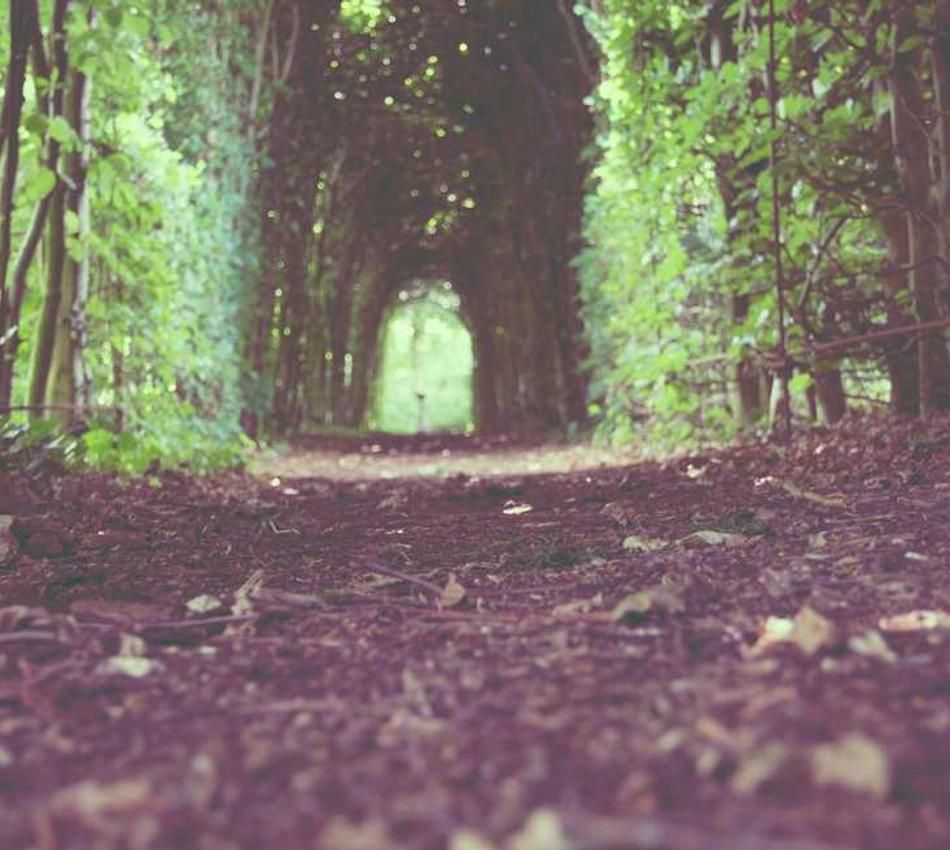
[139, 614, 258, 633]
[0, 630, 66, 644]
[359, 560, 443, 597]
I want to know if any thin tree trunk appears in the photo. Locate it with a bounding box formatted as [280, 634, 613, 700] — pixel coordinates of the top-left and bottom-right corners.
[707, 2, 768, 428]
[932, 0, 950, 310]
[874, 195, 921, 414]
[0, 2, 53, 407]
[111, 274, 125, 433]
[28, 0, 71, 414]
[0, 0, 36, 361]
[889, 3, 950, 413]
[65, 22, 93, 414]
[813, 362, 847, 424]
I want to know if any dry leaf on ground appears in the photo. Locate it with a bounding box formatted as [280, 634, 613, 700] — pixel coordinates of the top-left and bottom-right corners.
[730, 743, 790, 795]
[450, 830, 498, 850]
[678, 529, 748, 548]
[440, 574, 467, 608]
[879, 610, 950, 632]
[612, 585, 685, 621]
[848, 630, 897, 663]
[186, 594, 224, 614]
[319, 817, 396, 850]
[622, 534, 666, 552]
[811, 732, 890, 799]
[749, 606, 836, 657]
[0, 515, 16, 566]
[507, 809, 572, 850]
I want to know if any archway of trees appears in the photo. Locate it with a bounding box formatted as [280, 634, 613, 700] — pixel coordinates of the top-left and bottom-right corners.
[2, 0, 950, 470]
[246, 0, 593, 438]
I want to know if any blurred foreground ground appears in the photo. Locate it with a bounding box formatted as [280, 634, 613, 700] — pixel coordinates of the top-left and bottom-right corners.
[1, 417, 949, 850]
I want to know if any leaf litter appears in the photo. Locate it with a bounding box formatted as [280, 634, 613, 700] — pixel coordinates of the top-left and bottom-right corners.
[0, 419, 948, 850]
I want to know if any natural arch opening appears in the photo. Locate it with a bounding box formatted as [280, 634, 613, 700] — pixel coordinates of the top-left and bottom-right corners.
[369, 282, 475, 434]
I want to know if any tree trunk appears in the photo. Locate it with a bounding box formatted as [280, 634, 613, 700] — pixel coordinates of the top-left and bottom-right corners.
[889, 3, 950, 413]
[65, 34, 92, 414]
[28, 0, 71, 414]
[0, 0, 36, 396]
[0, 3, 54, 408]
[111, 274, 125, 433]
[932, 0, 950, 312]
[813, 362, 847, 424]
[874, 195, 920, 414]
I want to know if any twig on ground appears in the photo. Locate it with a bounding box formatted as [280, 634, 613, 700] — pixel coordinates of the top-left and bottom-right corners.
[359, 560, 444, 596]
[0, 630, 66, 644]
[139, 614, 258, 632]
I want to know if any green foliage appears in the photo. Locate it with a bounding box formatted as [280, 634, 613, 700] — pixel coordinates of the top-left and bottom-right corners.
[2, 0, 269, 472]
[370, 286, 474, 434]
[81, 423, 248, 475]
[578, 0, 899, 446]
[340, 0, 388, 32]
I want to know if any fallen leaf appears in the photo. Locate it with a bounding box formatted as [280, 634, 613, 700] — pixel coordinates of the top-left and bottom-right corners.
[611, 585, 685, 622]
[678, 529, 747, 548]
[750, 606, 836, 657]
[186, 594, 224, 615]
[731, 743, 789, 795]
[117, 633, 147, 658]
[811, 732, 890, 799]
[879, 609, 950, 632]
[47, 777, 157, 823]
[0, 515, 16, 566]
[507, 809, 571, 850]
[552, 593, 603, 617]
[904, 551, 929, 562]
[97, 656, 162, 678]
[450, 829, 498, 850]
[319, 817, 395, 850]
[848, 630, 897, 663]
[622, 534, 665, 552]
[440, 574, 467, 609]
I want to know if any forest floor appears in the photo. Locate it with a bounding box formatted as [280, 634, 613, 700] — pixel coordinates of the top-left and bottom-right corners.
[0, 418, 949, 850]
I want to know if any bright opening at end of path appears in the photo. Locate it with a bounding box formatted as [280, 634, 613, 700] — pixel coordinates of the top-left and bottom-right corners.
[370, 282, 474, 434]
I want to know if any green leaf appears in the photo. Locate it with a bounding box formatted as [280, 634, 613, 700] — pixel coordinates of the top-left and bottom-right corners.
[122, 14, 151, 38]
[48, 116, 75, 144]
[22, 113, 48, 137]
[898, 35, 924, 53]
[20, 167, 57, 204]
[790, 372, 814, 395]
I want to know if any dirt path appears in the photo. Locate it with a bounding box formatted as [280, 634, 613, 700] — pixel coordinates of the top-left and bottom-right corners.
[1, 419, 949, 850]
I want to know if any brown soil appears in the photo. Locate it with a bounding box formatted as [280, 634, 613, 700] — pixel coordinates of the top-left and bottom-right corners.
[1, 417, 949, 850]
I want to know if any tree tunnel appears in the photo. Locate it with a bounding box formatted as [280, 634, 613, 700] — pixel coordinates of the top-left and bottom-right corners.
[244, 0, 595, 437]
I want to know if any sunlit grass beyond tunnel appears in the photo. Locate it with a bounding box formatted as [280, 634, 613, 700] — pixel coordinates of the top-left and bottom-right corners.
[369, 284, 474, 434]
